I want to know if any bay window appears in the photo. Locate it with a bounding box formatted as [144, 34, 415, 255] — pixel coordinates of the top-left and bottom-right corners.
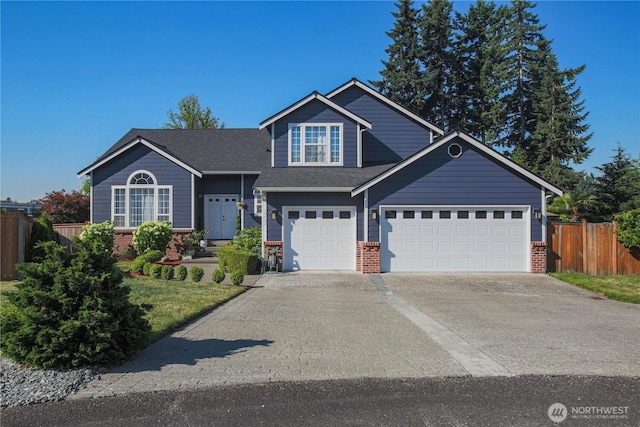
[289, 123, 342, 165]
[112, 171, 172, 228]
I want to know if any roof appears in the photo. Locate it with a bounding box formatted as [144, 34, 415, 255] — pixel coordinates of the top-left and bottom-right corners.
[326, 78, 445, 136]
[78, 128, 271, 177]
[259, 91, 372, 130]
[351, 130, 563, 197]
[254, 163, 396, 192]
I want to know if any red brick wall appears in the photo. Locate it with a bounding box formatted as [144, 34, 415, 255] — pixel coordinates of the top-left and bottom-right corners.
[114, 229, 191, 260]
[531, 241, 547, 274]
[263, 241, 283, 270]
[357, 242, 380, 274]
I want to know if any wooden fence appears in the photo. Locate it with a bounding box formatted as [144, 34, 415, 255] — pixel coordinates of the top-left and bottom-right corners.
[53, 223, 86, 253]
[1, 212, 34, 280]
[547, 221, 640, 275]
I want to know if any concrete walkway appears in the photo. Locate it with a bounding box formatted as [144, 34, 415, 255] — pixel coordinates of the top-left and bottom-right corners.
[71, 272, 640, 400]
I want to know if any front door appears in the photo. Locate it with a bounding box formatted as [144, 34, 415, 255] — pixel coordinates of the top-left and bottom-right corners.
[204, 194, 238, 239]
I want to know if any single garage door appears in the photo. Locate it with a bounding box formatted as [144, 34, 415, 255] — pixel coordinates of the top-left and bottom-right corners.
[284, 207, 356, 271]
[381, 207, 529, 272]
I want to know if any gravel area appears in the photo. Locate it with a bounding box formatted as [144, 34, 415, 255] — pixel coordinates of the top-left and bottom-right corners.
[0, 357, 95, 408]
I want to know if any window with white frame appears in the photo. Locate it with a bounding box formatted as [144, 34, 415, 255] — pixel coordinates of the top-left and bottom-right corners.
[254, 191, 263, 215]
[112, 171, 172, 228]
[289, 123, 342, 165]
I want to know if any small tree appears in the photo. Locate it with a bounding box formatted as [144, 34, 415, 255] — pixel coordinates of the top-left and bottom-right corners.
[41, 189, 90, 223]
[162, 94, 225, 129]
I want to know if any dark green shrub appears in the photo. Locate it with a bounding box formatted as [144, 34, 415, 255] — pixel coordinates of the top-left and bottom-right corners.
[189, 266, 204, 282]
[138, 250, 164, 263]
[218, 245, 258, 275]
[149, 264, 162, 279]
[30, 212, 60, 261]
[142, 262, 153, 276]
[235, 215, 241, 235]
[230, 270, 245, 286]
[131, 258, 146, 274]
[615, 209, 640, 249]
[132, 221, 172, 256]
[0, 240, 150, 368]
[212, 267, 225, 284]
[176, 265, 188, 281]
[161, 265, 174, 280]
[233, 226, 262, 253]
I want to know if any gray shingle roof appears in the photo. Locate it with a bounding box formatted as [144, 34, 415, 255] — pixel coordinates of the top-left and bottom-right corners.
[86, 128, 271, 174]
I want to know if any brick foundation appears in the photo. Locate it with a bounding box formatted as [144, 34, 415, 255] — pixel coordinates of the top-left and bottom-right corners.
[357, 241, 381, 274]
[263, 241, 283, 271]
[530, 241, 547, 274]
[113, 229, 192, 260]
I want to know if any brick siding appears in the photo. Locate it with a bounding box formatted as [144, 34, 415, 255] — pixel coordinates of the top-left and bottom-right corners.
[356, 241, 381, 274]
[114, 229, 191, 260]
[530, 241, 547, 274]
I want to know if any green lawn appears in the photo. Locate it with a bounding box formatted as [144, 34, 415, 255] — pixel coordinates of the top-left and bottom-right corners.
[1, 270, 247, 347]
[550, 273, 640, 304]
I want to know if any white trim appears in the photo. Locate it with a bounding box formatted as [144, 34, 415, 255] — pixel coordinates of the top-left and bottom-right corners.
[78, 137, 202, 178]
[325, 79, 444, 135]
[191, 174, 196, 230]
[200, 171, 261, 175]
[541, 186, 547, 243]
[89, 172, 94, 224]
[364, 189, 369, 243]
[241, 174, 245, 230]
[259, 91, 372, 130]
[351, 130, 563, 197]
[357, 124, 363, 168]
[253, 190, 263, 216]
[255, 187, 352, 192]
[288, 123, 344, 166]
[261, 191, 268, 247]
[271, 125, 275, 168]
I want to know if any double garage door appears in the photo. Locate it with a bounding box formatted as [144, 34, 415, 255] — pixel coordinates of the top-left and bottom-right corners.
[381, 206, 529, 272]
[284, 207, 356, 271]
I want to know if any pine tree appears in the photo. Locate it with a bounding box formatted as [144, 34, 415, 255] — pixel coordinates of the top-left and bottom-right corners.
[593, 145, 640, 221]
[418, 0, 454, 130]
[371, 0, 424, 115]
[452, 0, 509, 144]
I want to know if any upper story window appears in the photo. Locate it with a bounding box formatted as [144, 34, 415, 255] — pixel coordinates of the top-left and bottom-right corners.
[112, 170, 172, 228]
[289, 123, 342, 166]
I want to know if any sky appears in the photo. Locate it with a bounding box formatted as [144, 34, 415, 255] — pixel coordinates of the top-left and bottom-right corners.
[1, 1, 638, 202]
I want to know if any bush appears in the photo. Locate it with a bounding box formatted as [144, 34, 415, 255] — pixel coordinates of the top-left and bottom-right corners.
[142, 262, 154, 276]
[189, 266, 204, 282]
[149, 264, 162, 279]
[0, 240, 150, 368]
[131, 258, 146, 274]
[138, 250, 164, 264]
[132, 221, 172, 256]
[212, 267, 225, 284]
[218, 244, 259, 275]
[30, 212, 60, 261]
[161, 265, 174, 280]
[79, 221, 114, 257]
[233, 226, 262, 253]
[176, 265, 188, 281]
[230, 270, 245, 286]
[615, 208, 640, 249]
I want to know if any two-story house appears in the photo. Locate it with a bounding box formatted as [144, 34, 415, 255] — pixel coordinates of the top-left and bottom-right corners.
[78, 78, 562, 273]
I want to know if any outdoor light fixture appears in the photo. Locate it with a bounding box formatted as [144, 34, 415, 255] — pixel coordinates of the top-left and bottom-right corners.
[271, 209, 278, 220]
[534, 209, 542, 220]
[371, 209, 378, 220]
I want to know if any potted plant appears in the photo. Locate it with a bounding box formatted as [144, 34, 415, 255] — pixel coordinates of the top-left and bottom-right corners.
[236, 201, 246, 210]
[183, 229, 207, 258]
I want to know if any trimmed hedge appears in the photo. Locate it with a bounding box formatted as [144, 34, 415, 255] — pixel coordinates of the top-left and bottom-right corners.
[176, 265, 188, 281]
[161, 265, 174, 280]
[149, 264, 162, 279]
[212, 267, 225, 284]
[230, 270, 245, 286]
[218, 244, 258, 275]
[189, 266, 204, 282]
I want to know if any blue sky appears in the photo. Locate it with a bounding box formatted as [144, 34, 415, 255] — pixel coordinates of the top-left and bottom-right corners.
[1, 1, 638, 202]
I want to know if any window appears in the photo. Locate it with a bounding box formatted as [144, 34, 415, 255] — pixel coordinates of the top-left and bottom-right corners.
[111, 171, 172, 228]
[421, 210, 433, 219]
[403, 210, 415, 219]
[448, 143, 463, 158]
[494, 210, 505, 219]
[289, 124, 342, 165]
[254, 192, 263, 215]
[476, 210, 487, 219]
[322, 211, 333, 219]
[511, 210, 523, 219]
[305, 210, 317, 219]
[458, 210, 469, 219]
[440, 210, 451, 219]
[339, 211, 351, 219]
[385, 210, 396, 219]
[288, 211, 299, 219]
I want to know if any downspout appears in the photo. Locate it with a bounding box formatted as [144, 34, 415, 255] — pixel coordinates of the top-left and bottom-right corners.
[364, 189, 369, 242]
[240, 174, 245, 230]
[90, 172, 94, 223]
[541, 186, 547, 243]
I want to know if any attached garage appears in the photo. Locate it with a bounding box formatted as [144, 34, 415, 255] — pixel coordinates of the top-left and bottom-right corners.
[283, 207, 356, 270]
[380, 206, 530, 272]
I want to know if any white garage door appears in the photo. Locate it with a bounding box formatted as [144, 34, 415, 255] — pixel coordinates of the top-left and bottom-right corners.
[381, 207, 529, 272]
[284, 207, 356, 271]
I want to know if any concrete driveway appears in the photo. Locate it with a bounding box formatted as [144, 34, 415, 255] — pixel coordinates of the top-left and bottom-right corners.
[72, 272, 640, 399]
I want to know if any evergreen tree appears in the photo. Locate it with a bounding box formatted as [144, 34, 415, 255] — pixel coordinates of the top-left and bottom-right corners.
[371, 0, 424, 115]
[418, 0, 455, 130]
[452, 0, 509, 143]
[593, 145, 640, 221]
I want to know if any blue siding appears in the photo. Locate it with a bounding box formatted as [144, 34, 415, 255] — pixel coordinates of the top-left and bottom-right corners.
[92, 144, 193, 228]
[273, 99, 358, 167]
[367, 139, 543, 241]
[266, 192, 364, 241]
[331, 86, 433, 163]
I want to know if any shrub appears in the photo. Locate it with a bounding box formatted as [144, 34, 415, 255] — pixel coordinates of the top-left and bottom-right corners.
[212, 267, 225, 284]
[138, 250, 164, 264]
[79, 221, 114, 257]
[149, 264, 162, 279]
[161, 265, 174, 280]
[233, 226, 262, 253]
[189, 266, 204, 282]
[0, 240, 150, 368]
[30, 212, 60, 261]
[218, 244, 259, 275]
[230, 270, 245, 286]
[615, 208, 640, 249]
[142, 262, 154, 276]
[132, 221, 172, 256]
[131, 258, 146, 274]
[176, 265, 188, 281]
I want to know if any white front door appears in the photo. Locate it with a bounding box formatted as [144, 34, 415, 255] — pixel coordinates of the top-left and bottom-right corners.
[283, 207, 356, 271]
[381, 206, 529, 272]
[204, 194, 238, 239]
